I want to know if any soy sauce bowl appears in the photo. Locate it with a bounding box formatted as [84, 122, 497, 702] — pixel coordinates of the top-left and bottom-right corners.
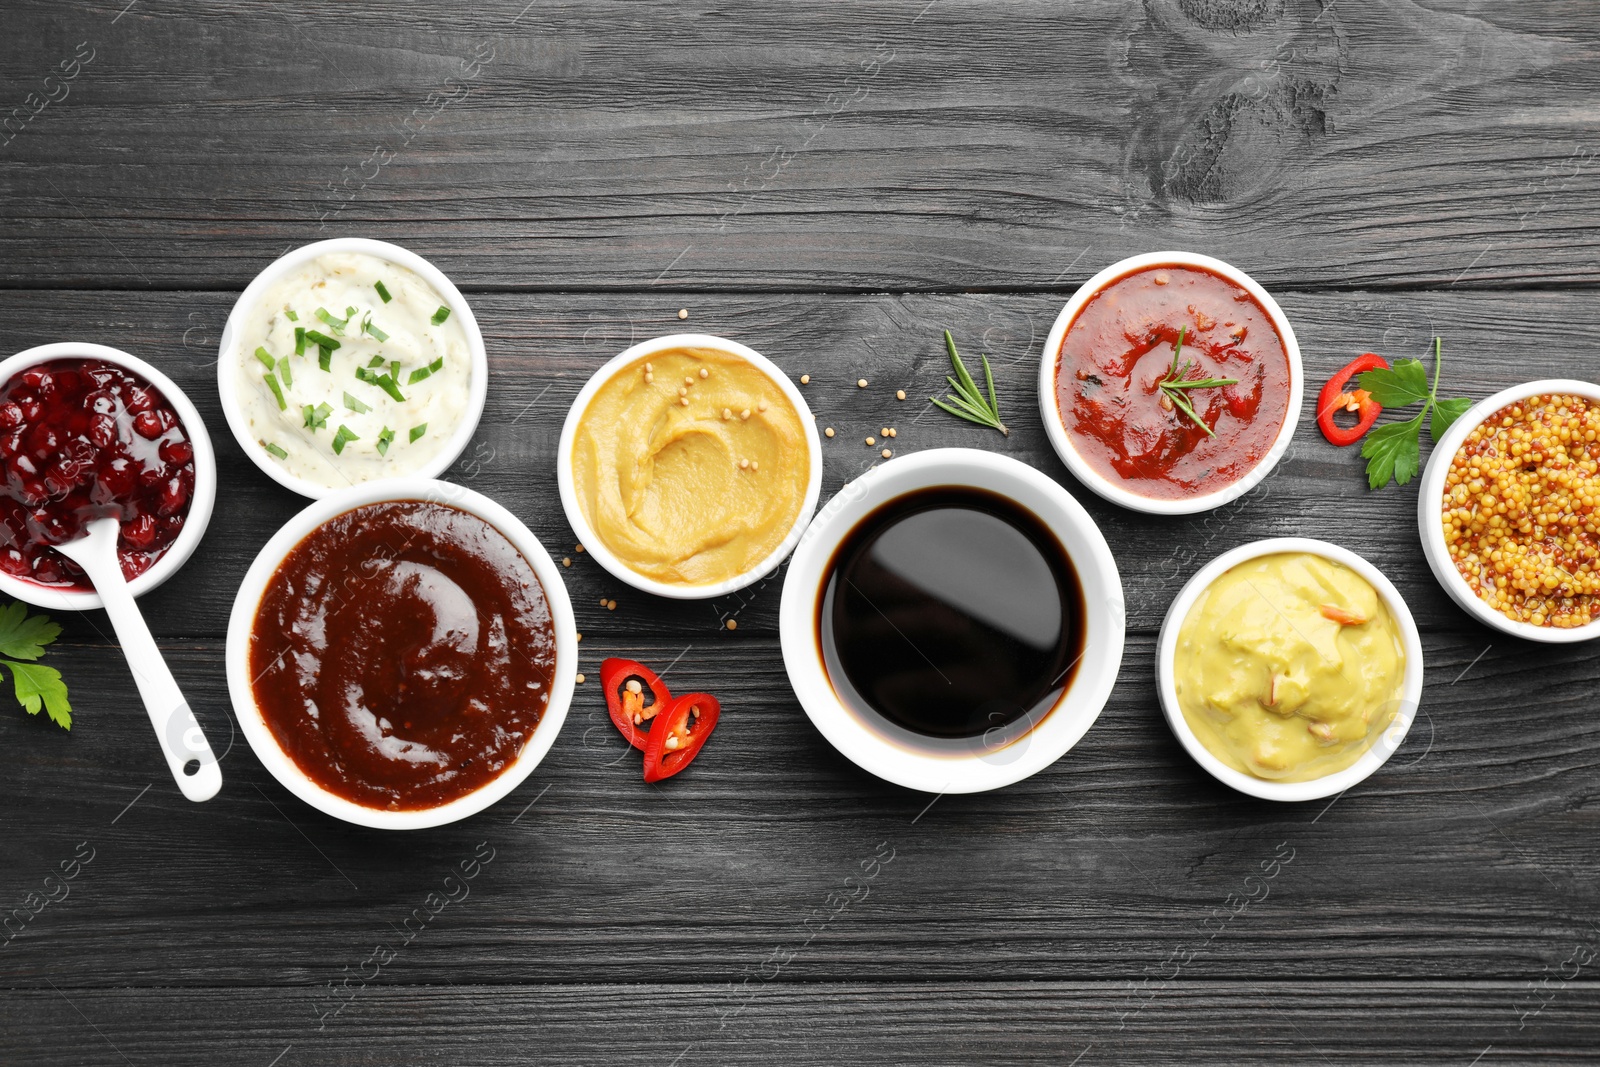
[225, 478, 576, 830]
[778, 448, 1126, 794]
[0, 343, 217, 613]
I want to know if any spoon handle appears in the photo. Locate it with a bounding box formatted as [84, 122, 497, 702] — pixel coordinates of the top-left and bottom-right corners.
[66, 522, 222, 802]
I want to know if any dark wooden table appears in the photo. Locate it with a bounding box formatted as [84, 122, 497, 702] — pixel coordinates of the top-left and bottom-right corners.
[4, 2, 1599, 1063]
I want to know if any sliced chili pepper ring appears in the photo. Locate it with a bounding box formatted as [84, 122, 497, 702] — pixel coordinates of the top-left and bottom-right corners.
[642, 693, 721, 783]
[1317, 352, 1389, 447]
[600, 657, 671, 751]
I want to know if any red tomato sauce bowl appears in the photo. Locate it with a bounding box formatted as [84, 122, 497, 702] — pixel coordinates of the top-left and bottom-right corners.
[0, 343, 216, 612]
[1036, 252, 1303, 516]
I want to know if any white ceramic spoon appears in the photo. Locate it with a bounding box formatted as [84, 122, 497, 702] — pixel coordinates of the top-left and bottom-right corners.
[55, 517, 222, 802]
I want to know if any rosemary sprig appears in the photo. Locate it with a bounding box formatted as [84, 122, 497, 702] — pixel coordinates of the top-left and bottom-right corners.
[1158, 325, 1236, 438]
[929, 330, 1008, 436]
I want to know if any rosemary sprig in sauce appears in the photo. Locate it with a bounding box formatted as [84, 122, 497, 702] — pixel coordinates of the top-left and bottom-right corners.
[929, 330, 1008, 436]
[1158, 325, 1237, 438]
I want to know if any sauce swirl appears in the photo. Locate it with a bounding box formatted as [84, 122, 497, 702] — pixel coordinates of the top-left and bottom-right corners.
[250, 500, 555, 811]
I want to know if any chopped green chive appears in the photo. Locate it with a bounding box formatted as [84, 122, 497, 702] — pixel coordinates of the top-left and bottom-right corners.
[318, 346, 333, 373]
[331, 424, 359, 455]
[374, 280, 392, 304]
[277, 355, 293, 388]
[367, 355, 387, 368]
[294, 326, 307, 356]
[314, 307, 349, 333]
[375, 375, 406, 403]
[389, 359, 401, 381]
[407, 355, 446, 385]
[263, 371, 287, 410]
[354, 365, 406, 401]
[303, 402, 332, 431]
[431, 306, 451, 325]
[376, 426, 396, 456]
[262, 441, 289, 459]
[254, 346, 276, 371]
[285, 309, 299, 322]
[342, 391, 372, 414]
[360, 312, 390, 342]
[345, 305, 357, 319]
[409, 423, 428, 443]
[304, 329, 341, 351]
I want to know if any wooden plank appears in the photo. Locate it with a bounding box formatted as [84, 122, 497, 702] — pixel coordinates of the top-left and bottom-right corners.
[2, 631, 1595, 986]
[1, 1, 1598, 291]
[3, 981, 1595, 1065]
[0, 287, 1592, 640]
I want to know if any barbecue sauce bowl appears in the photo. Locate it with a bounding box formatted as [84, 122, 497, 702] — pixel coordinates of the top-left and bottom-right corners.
[779, 449, 1125, 794]
[226, 479, 576, 829]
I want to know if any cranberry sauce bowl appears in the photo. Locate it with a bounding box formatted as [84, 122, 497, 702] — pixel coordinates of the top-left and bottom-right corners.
[226, 479, 575, 830]
[0, 343, 217, 612]
[779, 448, 1125, 794]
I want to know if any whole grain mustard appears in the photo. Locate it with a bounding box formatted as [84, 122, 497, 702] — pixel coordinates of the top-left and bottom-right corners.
[1441, 393, 1600, 629]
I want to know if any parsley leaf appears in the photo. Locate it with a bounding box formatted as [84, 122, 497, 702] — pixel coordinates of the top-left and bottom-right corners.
[1361, 412, 1426, 489]
[1351, 338, 1474, 490]
[1357, 359, 1431, 407]
[7, 659, 71, 729]
[0, 602, 72, 730]
[1431, 396, 1474, 441]
[0, 601, 61, 660]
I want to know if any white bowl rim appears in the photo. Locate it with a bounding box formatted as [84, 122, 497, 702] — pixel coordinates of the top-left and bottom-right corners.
[556, 332, 823, 601]
[0, 342, 218, 612]
[1156, 536, 1425, 802]
[779, 447, 1127, 794]
[1417, 378, 1600, 644]
[224, 477, 576, 829]
[216, 237, 489, 500]
[1035, 250, 1304, 516]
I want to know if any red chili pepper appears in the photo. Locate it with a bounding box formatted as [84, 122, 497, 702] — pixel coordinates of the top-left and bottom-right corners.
[1317, 353, 1389, 447]
[642, 692, 721, 783]
[600, 657, 672, 751]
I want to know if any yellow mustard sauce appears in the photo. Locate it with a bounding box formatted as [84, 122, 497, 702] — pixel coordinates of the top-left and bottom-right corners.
[1174, 552, 1406, 782]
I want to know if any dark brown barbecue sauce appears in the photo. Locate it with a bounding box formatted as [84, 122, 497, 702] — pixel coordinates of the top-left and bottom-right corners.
[817, 487, 1085, 743]
[250, 500, 556, 811]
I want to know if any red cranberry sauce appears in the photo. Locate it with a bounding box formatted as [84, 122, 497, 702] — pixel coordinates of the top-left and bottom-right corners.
[0, 359, 196, 588]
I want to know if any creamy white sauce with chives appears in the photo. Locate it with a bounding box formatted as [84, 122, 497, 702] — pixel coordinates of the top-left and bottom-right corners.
[235, 252, 473, 488]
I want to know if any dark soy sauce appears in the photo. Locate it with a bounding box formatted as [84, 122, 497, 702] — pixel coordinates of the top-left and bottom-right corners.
[817, 486, 1085, 740]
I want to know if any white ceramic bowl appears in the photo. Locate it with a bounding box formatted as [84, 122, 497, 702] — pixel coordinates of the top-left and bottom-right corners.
[1157, 537, 1424, 802]
[1418, 378, 1600, 643]
[226, 478, 576, 829]
[217, 238, 489, 499]
[557, 332, 823, 601]
[0, 342, 217, 612]
[779, 448, 1126, 794]
[1036, 251, 1304, 516]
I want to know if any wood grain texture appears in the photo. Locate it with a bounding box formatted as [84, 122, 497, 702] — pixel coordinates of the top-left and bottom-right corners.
[3, 0, 1600, 1063]
[3, 981, 1597, 1066]
[1, 1, 1598, 291]
[1, 632, 1595, 988]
